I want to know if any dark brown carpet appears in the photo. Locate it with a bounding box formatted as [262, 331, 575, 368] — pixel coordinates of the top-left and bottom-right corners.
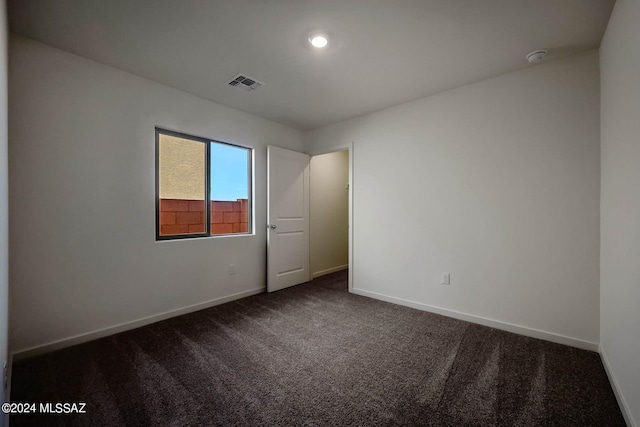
[10, 270, 625, 426]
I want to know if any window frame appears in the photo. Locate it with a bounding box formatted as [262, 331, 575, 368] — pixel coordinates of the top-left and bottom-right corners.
[155, 127, 253, 241]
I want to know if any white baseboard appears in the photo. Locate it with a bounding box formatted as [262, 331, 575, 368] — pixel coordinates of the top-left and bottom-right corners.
[12, 287, 265, 361]
[311, 264, 348, 280]
[600, 345, 637, 427]
[351, 287, 599, 352]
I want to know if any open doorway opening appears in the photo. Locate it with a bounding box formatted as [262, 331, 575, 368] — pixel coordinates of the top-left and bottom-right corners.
[309, 150, 350, 282]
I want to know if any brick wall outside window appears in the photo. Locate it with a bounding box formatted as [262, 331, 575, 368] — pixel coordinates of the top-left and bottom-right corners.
[159, 198, 249, 236]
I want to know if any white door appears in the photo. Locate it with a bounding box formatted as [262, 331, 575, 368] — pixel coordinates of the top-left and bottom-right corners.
[267, 146, 310, 292]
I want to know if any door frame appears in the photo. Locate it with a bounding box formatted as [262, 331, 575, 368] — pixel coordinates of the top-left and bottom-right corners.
[307, 142, 354, 292]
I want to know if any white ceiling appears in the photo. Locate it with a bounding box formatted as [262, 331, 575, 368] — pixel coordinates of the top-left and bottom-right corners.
[8, 0, 615, 130]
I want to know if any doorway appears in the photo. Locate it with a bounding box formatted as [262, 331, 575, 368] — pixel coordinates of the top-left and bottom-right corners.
[267, 144, 353, 292]
[309, 148, 352, 287]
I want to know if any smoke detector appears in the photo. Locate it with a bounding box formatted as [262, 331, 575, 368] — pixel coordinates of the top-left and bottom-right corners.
[227, 74, 264, 93]
[526, 49, 548, 64]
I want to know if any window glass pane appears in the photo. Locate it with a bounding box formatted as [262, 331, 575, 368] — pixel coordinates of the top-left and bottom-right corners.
[158, 134, 206, 236]
[210, 142, 251, 235]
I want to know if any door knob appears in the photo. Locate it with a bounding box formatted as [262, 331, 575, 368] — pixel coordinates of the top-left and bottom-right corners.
[268, 224, 277, 229]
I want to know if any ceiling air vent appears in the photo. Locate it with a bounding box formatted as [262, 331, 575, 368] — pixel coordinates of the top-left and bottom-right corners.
[227, 74, 264, 93]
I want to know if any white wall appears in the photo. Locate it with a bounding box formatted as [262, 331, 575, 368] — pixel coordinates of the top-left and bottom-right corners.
[600, 0, 640, 425]
[310, 150, 349, 278]
[306, 51, 601, 348]
[9, 35, 304, 355]
[0, 0, 8, 420]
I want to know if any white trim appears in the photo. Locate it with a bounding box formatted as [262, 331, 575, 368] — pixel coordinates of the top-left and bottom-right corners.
[600, 344, 637, 427]
[311, 264, 349, 279]
[12, 287, 265, 361]
[348, 142, 354, 292]
[351, 287, 599, 352]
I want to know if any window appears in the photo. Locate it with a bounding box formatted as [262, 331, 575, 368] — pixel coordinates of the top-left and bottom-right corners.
[156, 128, 252, 240]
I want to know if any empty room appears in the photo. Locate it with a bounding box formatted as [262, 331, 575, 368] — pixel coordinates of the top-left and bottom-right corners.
[0, 0, 639, 426]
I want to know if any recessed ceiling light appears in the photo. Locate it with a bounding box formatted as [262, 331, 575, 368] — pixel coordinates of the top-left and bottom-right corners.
[309, 35, 328, 48]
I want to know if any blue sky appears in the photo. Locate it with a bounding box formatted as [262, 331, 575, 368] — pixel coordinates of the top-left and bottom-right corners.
[210, 142, 249, 201]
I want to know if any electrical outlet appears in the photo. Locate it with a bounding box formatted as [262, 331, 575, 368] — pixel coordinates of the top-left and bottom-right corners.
[442, 273, 450, 285]
[228, 264, 237, 275]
